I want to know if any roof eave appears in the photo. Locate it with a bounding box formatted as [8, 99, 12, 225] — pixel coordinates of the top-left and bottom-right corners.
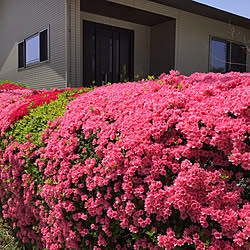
[151, 0, 250, 30]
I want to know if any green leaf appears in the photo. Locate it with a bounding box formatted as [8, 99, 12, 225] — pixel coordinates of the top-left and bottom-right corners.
[221, 173, 229, 180]
[178, 83, 183, 90]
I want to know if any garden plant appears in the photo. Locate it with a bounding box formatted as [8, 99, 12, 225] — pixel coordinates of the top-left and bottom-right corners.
[0, 71, 249, 249]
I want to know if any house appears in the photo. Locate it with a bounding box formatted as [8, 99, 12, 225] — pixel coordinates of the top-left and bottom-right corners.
[0, 0, 250, 89]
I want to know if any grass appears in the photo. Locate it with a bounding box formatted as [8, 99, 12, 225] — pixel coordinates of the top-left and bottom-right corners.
[0, 217, 22, 250]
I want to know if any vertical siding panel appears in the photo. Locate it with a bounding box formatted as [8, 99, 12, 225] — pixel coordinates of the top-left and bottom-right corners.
[67, 0, 81, 88]
[75, 0, 81, 87]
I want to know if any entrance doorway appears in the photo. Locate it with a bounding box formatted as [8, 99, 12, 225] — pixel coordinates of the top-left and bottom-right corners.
[83, 21, 134, 86]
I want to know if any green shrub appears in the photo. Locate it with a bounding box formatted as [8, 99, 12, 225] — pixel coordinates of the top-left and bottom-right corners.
[0, 72, 250, 249]
[5, 88, 92, 145]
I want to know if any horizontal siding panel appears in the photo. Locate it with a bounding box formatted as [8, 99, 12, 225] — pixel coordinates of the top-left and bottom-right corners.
[0, 0, 67, 90]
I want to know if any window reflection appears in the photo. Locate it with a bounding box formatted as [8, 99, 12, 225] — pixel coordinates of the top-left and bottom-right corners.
[210, 40, 227, 73]
[210, 38, 246, 73]
[26, 34, 40, 65]
[231, 43, 246, 72]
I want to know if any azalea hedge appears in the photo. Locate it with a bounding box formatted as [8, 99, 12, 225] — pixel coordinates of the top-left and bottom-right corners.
[0, 71, 249, 249]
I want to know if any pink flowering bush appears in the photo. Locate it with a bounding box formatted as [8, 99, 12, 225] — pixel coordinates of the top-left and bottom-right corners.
[0, 72, 250, 249]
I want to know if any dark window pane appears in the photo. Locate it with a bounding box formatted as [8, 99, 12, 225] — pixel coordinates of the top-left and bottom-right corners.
[83, 21, 134, 87]
[119, 31, 130, 81]
[83, 21, 96, 86]
[40, 29, 48, 62]
[96, 27, 113, 85]
[18, 41, 25, 68]
[112, 31, 120, 83]
[230, 43, 246, 72]
[210, 40, 227, 73]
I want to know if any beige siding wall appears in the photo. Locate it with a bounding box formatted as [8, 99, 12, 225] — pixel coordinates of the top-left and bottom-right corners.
[80, 11, 151, 83]
[176, 11, 250, 75]
[103, 0, 250, 76]
[0, 0, 67, 89]
[150, 20, 176, 76]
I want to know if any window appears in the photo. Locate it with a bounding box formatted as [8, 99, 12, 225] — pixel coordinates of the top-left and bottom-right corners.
[26, 34, 40, 64]
[210, 38, 246, 73]
[210, 40, 227, 73]
[18, 28, 49, 69]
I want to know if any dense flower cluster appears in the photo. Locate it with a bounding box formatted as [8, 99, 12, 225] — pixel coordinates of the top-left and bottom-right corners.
[0, 83, 27, 91]
[0, 72, 249, 249]
[0, 86, 66, 133]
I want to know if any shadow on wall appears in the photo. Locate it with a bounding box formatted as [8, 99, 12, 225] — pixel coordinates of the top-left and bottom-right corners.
[0, 43, 66, 89]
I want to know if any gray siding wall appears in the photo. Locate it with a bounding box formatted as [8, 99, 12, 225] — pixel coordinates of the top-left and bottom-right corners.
[0, 0, 67, 90]
[67, 0, 81, 88]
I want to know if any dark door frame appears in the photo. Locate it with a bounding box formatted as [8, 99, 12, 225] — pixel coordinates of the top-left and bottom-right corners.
[83, 20, 134, 86]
